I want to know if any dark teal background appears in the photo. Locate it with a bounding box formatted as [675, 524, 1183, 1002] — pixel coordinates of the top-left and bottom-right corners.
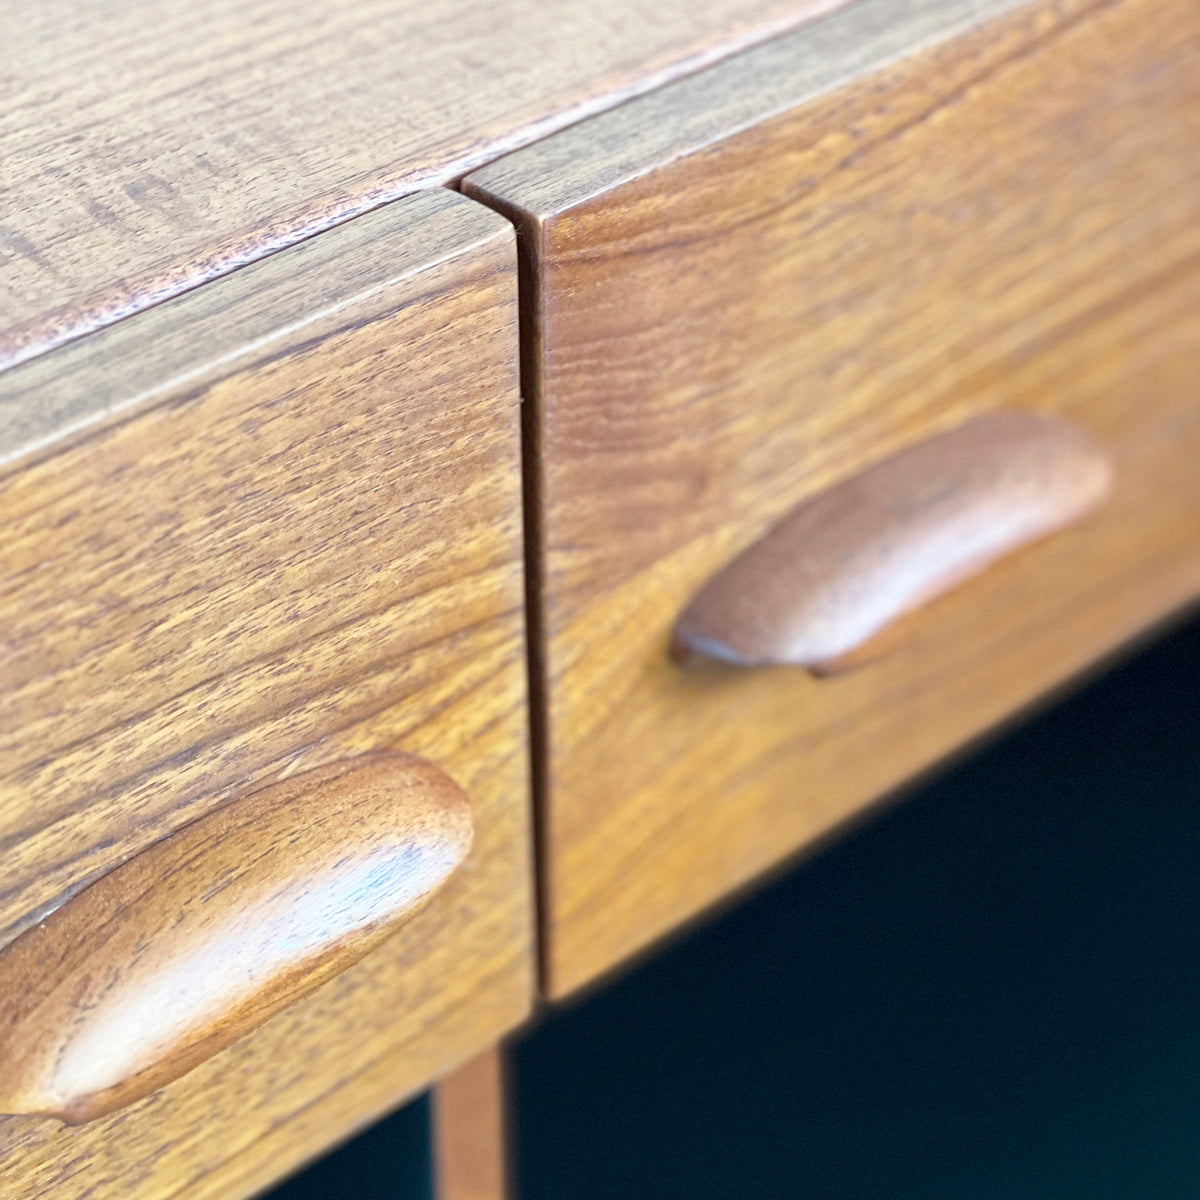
[514, 611, 1200, 1198]
[263, 1092, 431, 1198]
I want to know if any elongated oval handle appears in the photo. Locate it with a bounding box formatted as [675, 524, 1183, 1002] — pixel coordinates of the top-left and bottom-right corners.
[673, 411, 1112, 674]
[0, 752, 472, 1124]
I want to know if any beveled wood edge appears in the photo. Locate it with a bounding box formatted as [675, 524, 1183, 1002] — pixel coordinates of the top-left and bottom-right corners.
[0, 190, 513, 482]
[464, 0, 1033, 218]
[0, 1, 852, 379]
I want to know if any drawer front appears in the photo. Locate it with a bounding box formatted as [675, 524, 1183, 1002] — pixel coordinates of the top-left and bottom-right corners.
[0, 191, 533, 1197]
[466, 0, 1200, 996]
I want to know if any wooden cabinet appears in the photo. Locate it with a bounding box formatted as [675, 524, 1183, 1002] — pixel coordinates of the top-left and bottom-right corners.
[0, 191, 534, 1199]
[465, 0, 1200, 997]
[3, 0, 1200, 1193]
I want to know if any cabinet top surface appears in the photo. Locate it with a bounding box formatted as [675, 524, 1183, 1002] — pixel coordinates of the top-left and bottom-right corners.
[0, 0, 837, 375]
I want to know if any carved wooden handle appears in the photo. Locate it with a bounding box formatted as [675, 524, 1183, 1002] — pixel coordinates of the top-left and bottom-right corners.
[0, 753, 473, 1124]
[673, 411, 1112, 673]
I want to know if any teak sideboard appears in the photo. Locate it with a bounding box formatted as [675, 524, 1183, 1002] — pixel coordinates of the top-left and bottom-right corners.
[1, 0, 1197, 1195]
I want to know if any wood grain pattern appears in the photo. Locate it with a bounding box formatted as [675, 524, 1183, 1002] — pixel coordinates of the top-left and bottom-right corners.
[0, 185, 508, 480]
[0, 190, 533, 1198]
[434, 1047, 510, 1200]
[0, 754, 472, 1125]
[0, 0, 849, 373]
[466, 0, 1200, 996]
[673, 411, 1112, 672]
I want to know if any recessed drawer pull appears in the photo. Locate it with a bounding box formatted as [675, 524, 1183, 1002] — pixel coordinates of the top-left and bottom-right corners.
[0, 753, 473, 1125]
[673, 411, 1112, 674]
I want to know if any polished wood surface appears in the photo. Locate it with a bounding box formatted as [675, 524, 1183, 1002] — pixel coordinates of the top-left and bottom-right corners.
[2, 186, 497, 480]
[0, 754, 472, 1125]
[673, 411, 1112, 673]
[467, 0, 1200, 996]
[434, 1047, 510, 1200]
[0, 190, 534, 1198]
[0, 0, 847, 372]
